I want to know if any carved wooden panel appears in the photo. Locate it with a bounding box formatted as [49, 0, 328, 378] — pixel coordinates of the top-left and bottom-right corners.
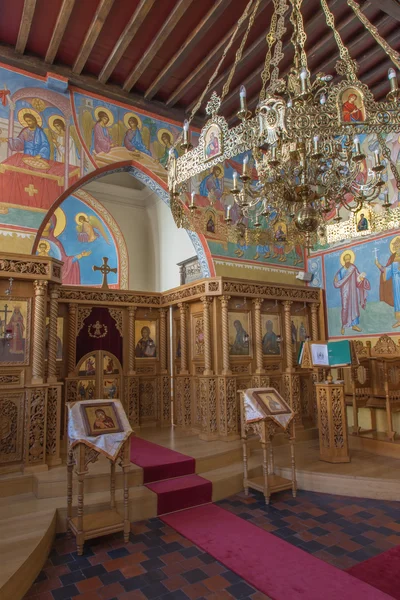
[139, 378, 158, 422]
[192, 377, 201, 428]
[191, 313, 204, 359]
[0, 391, 24, 464]
[0, 369, 24, 386]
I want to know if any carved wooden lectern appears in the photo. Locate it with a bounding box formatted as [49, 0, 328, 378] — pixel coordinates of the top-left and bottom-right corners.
[301, 341, 352, 463]
[66, 399, 132, 555]
[239, 388, 296, 505]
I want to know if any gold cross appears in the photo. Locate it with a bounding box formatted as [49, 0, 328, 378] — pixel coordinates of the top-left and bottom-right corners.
[92, 256, 117, 289]
[24, 184, 38, 197]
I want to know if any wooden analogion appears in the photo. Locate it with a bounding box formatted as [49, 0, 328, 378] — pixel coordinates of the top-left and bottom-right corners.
[66, 399, 132, 555]
[239, 388, 296, 504]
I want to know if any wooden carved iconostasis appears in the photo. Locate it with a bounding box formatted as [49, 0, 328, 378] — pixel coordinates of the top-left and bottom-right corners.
[0, 257, 324, 474]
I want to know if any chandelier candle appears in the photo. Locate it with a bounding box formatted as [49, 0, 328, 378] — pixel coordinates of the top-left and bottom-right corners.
[300, 67, 309, 94]
[240, 85, 247, 111]
[388, 68, 398, 92]
[233, 170, 238, 191]
[242, 154, 249, 177]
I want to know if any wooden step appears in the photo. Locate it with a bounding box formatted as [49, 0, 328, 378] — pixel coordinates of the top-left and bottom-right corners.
[0, 507, 56, 600]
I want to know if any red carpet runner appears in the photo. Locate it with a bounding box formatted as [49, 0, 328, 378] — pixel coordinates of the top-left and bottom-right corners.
[130, 437, 195, 483]
[162, 504, 392, 600]
[130, 437, 212, 515]
[347, 545, 400, 599]
[146, 474, 212, 515]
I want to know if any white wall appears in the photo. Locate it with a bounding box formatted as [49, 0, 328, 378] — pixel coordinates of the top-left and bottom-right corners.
[84, 179, 196, 292]
[146, 195, 196, 292]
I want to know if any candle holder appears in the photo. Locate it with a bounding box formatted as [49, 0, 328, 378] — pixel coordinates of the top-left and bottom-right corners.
[237, 107, 252, 121]
[180, 141, 193, 152]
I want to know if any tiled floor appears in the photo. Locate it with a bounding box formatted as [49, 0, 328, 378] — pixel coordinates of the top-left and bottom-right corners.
[219, 489, 400, 570]
[24, 519, 271, 600]
[24, 489, 400, 600]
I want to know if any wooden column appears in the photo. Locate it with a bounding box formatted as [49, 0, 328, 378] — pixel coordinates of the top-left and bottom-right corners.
[159, 308, 168, 373]
[159, 307, 171, 426]
[282, 300, 302, 427]
[201, 296, 213, 375]
[253, 298, 265, 374]
[310, 302, 322, 424]
[47, 285, 59, 384]
[68, 303, 77, 375]
[32, 280, 48, 384]
[128, 306, 137, 375]
[219, 295, 231, 375]
[283, 301, 293, 370]
[178, 302, 188, 374]
[310, 303, 320, 340]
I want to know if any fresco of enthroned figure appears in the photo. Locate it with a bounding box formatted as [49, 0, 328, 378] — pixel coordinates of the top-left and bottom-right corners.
[2, 110, 50, 159]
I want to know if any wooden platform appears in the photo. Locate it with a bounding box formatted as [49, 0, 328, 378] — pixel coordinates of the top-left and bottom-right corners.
[1, 425, 400, 600]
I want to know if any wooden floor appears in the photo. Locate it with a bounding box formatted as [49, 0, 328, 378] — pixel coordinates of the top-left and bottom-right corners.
[1, 426, 400, 600]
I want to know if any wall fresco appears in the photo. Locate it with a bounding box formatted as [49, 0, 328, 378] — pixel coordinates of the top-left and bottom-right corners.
[0, 63, 212, 280]
[37, 193, 120, 287]
[311, 232, 400, 339]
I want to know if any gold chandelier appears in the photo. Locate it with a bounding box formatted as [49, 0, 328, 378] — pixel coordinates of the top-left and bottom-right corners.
[168, 0, 400, 249]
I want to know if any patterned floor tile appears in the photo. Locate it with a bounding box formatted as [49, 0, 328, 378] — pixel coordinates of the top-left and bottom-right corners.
[23, 490, 400, 600]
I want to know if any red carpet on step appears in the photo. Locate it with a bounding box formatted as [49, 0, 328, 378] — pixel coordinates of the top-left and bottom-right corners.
[347, 545, 400, 599]
[162, 504, 392, 600]
[146, 474, 212, 515]
[130, 437, 195, 483]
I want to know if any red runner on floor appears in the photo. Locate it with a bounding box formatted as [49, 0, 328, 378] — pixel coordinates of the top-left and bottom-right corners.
[162, 504, 391, 600]
[347, 545, 400, 599]
[130, 437, 195, 483]
[146, 474, 212, 515]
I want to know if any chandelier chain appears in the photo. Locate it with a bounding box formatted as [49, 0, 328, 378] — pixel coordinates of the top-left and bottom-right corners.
[290, 0, 308, 70]
[221, 0, 261, 102]
[320, 0, 358, 81]
[347, 0, 400, 70]
[259, 1, 279, 101]
[177, 0, 255, 147]
[264, 0, 289, 97]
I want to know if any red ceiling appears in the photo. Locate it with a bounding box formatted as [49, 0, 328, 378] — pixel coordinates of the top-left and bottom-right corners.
[0, 0, 398, 121]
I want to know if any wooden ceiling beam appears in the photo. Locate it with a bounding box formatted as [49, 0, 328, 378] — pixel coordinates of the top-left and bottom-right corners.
[0, 43, 203, 127]
[15, 0, 37, 54]
[168, 1, 267, 109]
[73, 0, 115, 74]
[375, 0, 400, 22]
[144, 0, 230, 101]
[45, 0, 76, 64]
[123, 0, 193, 93]
[309, 13, 389, 74]
[98, 0, 156, 84]
[199, 2, 271, 100]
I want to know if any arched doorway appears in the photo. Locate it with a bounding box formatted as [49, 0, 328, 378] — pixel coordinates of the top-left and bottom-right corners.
[32, 160, 215, 281]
